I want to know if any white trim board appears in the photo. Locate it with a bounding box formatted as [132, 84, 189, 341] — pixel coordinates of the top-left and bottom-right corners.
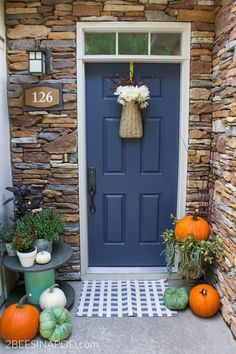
[85, 269, 181, 281]
[77, 22, 190, 280]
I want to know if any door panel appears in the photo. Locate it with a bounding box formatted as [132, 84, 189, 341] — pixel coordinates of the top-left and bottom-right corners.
[86, 63, 180, 266]
[141, 117, 161, 173]
[104, 194, 125, 244]
[103, 117, 125, 173]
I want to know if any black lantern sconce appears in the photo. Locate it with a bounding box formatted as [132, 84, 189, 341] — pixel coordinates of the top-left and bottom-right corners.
[27, 48, 51, 76]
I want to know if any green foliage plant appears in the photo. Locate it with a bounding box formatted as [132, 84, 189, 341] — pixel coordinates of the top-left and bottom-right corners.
[12, 214, 35, 252]
[162, 215, 223, 280]
[32, 209, 65, 241]
[0, 224, 14, 243]
[12, 209, 65, 251]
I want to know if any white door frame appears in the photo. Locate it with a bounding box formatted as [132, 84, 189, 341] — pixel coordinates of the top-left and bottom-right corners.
[77, 22, 191, 280]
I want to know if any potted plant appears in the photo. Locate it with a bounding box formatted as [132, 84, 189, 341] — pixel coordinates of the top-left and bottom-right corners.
[0, 224, 16, 256]
[3, 183, 42, 218]
[32, 209, 64, 253]
[12, 215, 37, 268]
[162, 214, 223, 283]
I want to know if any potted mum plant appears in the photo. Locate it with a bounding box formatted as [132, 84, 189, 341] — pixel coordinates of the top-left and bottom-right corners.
[114, 76, 150, 138]
[162, 213, 223, 283]
[32, 209, 65, 253]
[0, 224, 16, 256]
[12, 215, 37, 268]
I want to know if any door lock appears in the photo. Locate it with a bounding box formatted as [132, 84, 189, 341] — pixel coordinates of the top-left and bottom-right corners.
[88, 167, 96, 214]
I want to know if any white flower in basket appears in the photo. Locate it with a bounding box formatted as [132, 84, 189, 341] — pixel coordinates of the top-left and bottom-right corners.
[114, 85, 150, 138]
[114, 85, 150, 108]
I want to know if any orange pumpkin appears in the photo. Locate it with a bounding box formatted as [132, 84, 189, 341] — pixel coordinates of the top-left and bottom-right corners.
[189, 284, 220, 318]
[175, 209, 210, 241]
[0, 293, 39, 343]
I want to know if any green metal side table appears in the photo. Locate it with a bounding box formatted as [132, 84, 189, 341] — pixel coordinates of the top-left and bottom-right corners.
[3, 241, 75, 309]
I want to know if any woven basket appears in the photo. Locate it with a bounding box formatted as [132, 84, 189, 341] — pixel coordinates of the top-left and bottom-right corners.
[119, 101, 143, 138]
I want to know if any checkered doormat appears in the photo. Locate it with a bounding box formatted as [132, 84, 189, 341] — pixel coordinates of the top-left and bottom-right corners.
[76, 279, 177, 317]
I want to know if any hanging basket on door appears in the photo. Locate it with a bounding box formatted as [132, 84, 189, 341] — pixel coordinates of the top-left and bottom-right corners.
[113, 79, 150, 139]
[119, 101, 143, 138]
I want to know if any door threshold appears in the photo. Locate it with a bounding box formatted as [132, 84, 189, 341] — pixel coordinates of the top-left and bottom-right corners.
[82, 267, 181, 280]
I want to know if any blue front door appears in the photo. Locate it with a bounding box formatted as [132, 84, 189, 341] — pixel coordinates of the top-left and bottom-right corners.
[86, 63, 180, 267]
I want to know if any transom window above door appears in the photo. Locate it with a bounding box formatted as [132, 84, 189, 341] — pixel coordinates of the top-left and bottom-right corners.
[84, 32, 181, 56]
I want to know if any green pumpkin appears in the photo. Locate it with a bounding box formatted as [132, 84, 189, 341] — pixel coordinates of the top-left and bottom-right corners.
[164, 287, 189, 310]
[39, 306, 72, 342]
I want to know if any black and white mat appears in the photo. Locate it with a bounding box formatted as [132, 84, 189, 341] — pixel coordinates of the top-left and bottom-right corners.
[76, 279, 177, 317]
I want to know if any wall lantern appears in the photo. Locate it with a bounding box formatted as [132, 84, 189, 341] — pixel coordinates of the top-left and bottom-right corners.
[27, 48, 51, 76]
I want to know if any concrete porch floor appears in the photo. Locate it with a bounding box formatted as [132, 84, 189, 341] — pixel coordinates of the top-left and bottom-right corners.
[0, 280, 236, 354]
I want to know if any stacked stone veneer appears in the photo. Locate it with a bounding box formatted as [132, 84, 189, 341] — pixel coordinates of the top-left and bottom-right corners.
[209, 0, 236, 339]
[5, 1, 215, 279]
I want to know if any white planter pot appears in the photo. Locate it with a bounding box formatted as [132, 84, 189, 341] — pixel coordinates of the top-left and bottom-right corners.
[17, 247, 37, 268]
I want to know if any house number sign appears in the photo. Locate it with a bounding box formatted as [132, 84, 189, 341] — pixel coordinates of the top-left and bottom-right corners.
[24, 83, 62, 111]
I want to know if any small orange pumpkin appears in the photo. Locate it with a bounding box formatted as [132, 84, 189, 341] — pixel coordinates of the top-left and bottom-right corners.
[0, 293, 39, 343]
[175, 209, 210, 241]
[189, 284, 220, 318]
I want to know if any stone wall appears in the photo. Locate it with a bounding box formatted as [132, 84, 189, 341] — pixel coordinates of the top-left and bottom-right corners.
[209, 0, 236, 339]
[5, 0, 215, 280]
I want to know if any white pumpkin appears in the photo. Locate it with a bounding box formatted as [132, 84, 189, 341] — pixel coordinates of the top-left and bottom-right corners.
[36, 251, 51, 264]
[39, 284, 67, 310]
